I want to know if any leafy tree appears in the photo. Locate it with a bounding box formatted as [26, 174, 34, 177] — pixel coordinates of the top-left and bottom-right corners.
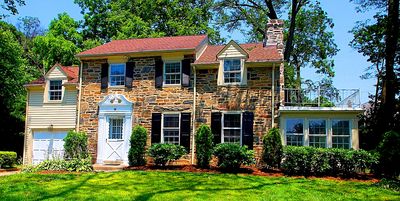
[16, 16, 45, 40]
[0, 0, 25, 19]
[195, 124, 214, 168]
[377, 131, 400, 178]
[48, 13, 83, 47]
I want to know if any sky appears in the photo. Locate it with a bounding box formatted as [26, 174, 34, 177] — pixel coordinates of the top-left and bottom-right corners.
[4, 0, 378, 103]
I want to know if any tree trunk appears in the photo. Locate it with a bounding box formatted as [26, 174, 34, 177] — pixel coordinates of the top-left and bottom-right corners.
[382, 0, 399, 127]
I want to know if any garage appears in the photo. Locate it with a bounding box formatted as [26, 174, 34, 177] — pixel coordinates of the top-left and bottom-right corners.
[32, 131, 68, 164]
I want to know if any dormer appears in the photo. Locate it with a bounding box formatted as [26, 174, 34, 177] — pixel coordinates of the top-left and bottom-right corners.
[216, 40, 249, 86]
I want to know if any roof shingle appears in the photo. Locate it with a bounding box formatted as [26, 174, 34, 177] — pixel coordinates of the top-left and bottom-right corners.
[77, 35, 208, 56]
[27, 65, 79, 86]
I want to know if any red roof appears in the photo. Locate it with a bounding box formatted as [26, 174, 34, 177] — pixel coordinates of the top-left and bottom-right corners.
[27, 65, 79, 86]
[194, 43, 282, 64]
[77, 35, 208, 56]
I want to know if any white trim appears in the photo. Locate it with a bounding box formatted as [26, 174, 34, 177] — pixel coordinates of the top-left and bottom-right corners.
[161, 112, 181, 145]
[331, 119, 352, 149]
[163, 60, 182, 87]
[221, 111, 242, 145]
[308, 119, 328, 148]
[108, 63, 126, 87]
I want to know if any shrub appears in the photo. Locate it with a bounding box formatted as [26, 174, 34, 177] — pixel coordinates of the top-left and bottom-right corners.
[195, 124, 214, 168]
[213, 143, 255, 171]
[64, 130, 89, 159]
[128, 125, 147, 166]
[282, 146, 379, 177]
[0, 151, 17, 168]
[147, 144, 186, 166]
[21, 158, 93, 173]
[377, 130, 400, 178]
[262, 128, 283, 169]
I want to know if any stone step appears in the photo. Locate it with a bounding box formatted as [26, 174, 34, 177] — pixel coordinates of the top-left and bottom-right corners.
[93, 164, 128, 172]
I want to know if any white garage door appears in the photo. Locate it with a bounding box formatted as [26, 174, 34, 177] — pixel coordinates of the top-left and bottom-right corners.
[32, 131, 68, 164]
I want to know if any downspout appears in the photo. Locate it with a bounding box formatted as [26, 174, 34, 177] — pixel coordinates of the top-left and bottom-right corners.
[191, 65, 197, 165]
[271, 63, 275, 127]
[76, 60, 83, 131]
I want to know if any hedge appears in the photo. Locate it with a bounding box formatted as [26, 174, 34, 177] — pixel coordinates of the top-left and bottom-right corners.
[147, 143, 186, 166]
[281, 146, 379, 177]
[213, 143, 255, 171]
[64, 130, 89, 159]
[0, 151, 17, 168]
[128, 125, 147, 166]
[22, 158, 93, 173]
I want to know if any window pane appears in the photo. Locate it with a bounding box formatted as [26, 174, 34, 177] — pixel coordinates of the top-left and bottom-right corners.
[110, 64, 125, 75]
[224, 59, 241, 71]
[50, 80, 62, 90]
[49, 80, 62, 100]
[109, 118, 123, 139]
[309, 136, 326, 148]
[286, 119, 303, 134]
[223, 114, 241, 127]
[332, 120, 350, 135]
[332, 137, 350, 149]
[164, 114, 179, 127]
[164, 62, 181, 85]
[224, 72, 241, 83]
[286, 135, 303, 146]
[163, 130, 179, 145]
[223, 129, 241, 143]
[165, 62, 180, 73]
[309, 119, 326, 135]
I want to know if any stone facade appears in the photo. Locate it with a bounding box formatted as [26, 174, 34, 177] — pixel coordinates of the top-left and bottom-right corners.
[79, 57, 280, 162]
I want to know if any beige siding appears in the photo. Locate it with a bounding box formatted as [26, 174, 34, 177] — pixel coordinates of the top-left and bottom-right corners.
[47, 66, 67, 79]
[218, 45, 246, 58]
[27, 89, 77, 129]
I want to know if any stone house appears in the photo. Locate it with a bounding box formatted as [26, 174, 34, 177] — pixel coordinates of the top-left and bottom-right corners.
[23, 19, 362, 165]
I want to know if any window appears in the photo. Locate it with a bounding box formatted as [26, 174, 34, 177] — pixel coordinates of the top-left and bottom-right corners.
[285, 119, 304, 146]
[162, 114, 180, 145]
[109, 64, 125, 86]
[309, 119, 327, 148]
[223, 59, 241, 84]
[222, 113, 241, 144]
[164, 61, 181, 85]
[109, 118, 123, 139]
[49, 80, 62, 100]
[332, 120, 351, 149]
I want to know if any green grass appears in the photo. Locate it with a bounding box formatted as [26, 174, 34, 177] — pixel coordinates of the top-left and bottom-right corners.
[0, 171, 398, 201]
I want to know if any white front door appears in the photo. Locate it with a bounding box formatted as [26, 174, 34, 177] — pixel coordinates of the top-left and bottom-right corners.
[32, 131, 67, 164]
[104, 117, 125, 161]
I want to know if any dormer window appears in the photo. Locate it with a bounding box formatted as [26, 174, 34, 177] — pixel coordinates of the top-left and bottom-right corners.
[223, 59, 242, 84]
[49, 80, 62, 100]
[109, 63, 125, 86]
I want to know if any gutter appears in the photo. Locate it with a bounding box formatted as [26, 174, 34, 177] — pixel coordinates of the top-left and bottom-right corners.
[76, 48, 196, 58]
[76, 60, 83, 131]
[191, 65, 197, 165]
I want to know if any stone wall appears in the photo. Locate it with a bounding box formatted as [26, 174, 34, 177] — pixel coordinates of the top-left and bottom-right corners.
[79, 57, 280, 162]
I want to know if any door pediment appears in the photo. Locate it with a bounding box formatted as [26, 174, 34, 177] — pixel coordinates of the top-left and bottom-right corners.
[98, 94, 133, 115]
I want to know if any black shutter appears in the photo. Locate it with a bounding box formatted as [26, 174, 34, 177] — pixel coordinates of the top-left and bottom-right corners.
[180, 113, 191, 152]
[155, 58, 163, 88]
[101, 63, 109, 89]
[211, 112, 222, 145]
[125, 61, 135, 88]
[242, 112, 254, 149]
[182, 59, 191, 87]
[151, 113, 162, 144]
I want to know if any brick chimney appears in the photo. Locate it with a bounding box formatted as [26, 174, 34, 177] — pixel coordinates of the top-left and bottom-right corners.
[264, 19, 284, 55]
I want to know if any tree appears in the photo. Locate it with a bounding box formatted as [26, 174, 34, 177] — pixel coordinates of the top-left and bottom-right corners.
[195, 124, 214, 168]
[74, 0, 223, 44]
[214, 0, 337, 88]
[48, 13, 83, 47]
[262, 128, 283, 169]
[0, 0, 25, 19]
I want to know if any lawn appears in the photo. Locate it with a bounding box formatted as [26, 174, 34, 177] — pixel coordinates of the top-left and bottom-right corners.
[0, 171, 398, 201]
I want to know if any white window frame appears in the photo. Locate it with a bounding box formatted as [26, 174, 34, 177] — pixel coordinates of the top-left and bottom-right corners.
[223, 59, 242, 84]
[48, 80, 63, 101]
[285, 118, 305, 146]
[163, 61, 182, 86]
[108, 117, 124, 140]
[109, 63, 126, 87]
[161, 113, 181, 145]
[221, 111, 242, 145]
[331, 119, 352, 149]
[308, 119, 328, 148]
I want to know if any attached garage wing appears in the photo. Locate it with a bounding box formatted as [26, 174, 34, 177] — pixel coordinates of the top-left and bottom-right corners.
[32, 131, 67, 164]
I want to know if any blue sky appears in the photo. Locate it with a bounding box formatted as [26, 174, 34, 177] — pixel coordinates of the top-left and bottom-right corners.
[4, 0, 377, 103]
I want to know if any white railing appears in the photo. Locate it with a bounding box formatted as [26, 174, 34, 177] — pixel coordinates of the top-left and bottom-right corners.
[283, 88, 361, 108]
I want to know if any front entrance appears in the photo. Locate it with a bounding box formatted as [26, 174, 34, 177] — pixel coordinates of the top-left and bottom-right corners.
[97, 94, 133, 164]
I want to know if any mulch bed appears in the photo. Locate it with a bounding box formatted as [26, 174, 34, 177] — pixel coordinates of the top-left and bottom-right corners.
[0, 167, 19, 172]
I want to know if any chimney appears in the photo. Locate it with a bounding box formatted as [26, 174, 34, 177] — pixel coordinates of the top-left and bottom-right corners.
[264, 19, 284, 55]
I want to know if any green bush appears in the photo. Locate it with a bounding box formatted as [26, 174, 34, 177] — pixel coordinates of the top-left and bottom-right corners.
[147, 144, 186, 166]
[262, 128, 283, 169]
[0, 151, 17, 168]
[282, 146, 379, 177]
[128, 125, 147, 166]
[195, 124, 214, 168]
[64, 130, 89, 159]
[213, 143, 255, 171]
[377, 130, 400, 178]
[21, 158, 93, 173]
